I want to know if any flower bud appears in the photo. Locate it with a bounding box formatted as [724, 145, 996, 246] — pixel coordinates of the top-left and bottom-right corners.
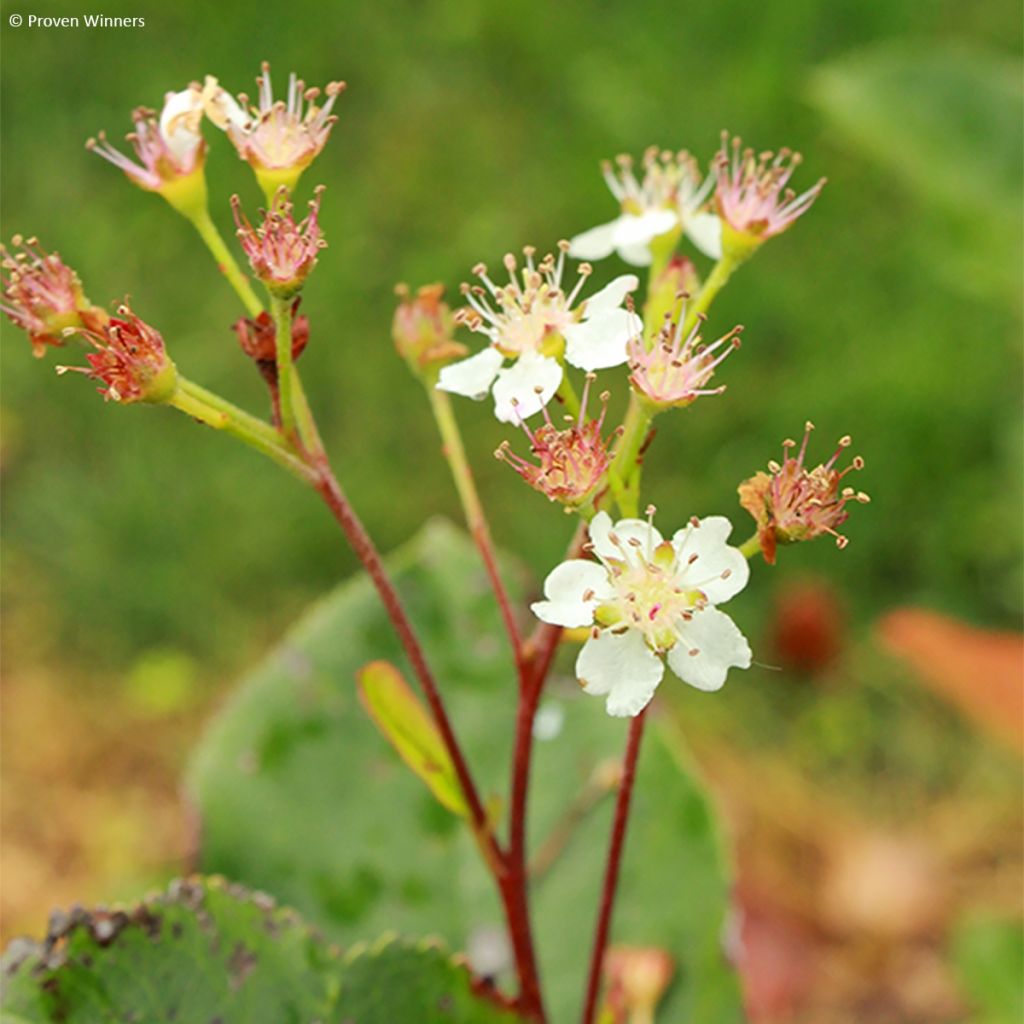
[738, 421, 869, 563]
[602, 945, 675, 1023]
[392, 283, 466, 374]
[641, 254, 700, 338]
[232, 186, 325, 297]
[59, 304, 177, 404]
[2, 237, 106, 357]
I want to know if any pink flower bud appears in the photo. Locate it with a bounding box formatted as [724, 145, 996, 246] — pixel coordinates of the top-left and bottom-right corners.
[392, 283, 466, 371]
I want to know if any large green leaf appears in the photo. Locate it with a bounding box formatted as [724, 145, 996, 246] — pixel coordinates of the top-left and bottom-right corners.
[0, 876, 514, 1023]
[186, 519, 745, 1021]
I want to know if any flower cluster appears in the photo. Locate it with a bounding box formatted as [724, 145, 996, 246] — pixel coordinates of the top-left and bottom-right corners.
[437, 244, 641, 422]
[89, 63, 344, 207]
[738, 421, 870, 563]
[533, 509, 752, 716]
[24, 83, 860, 723]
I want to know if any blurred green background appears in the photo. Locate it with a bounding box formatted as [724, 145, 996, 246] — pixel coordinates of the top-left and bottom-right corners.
[1, 0, 1021, 1018]
[3, 0, 1020, 677]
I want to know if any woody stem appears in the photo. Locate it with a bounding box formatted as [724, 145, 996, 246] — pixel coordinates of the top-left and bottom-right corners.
[580, 709, 648, 1024]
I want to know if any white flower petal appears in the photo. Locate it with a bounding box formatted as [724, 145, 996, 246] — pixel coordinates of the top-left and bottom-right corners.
[436, 347, 503, 400]
[613, 209, 678, 248]
[564, 307, 642, 372]
[530, 559, 611, 628]
[589, 514, 664, 566]
[616, 241, 654, 266]
[587, 512, 614, 561]
[667, 607, 751, 692]
[582, 274, 640, 317]
[491, 353, 562, 423]
[671, 515, 749, 604]
[159, 87, 205, 165]
[577, 630, 665, 717]
[684, 211, 723, 260]
[202, 77, 249, 131]
[568, 220, 621, 262]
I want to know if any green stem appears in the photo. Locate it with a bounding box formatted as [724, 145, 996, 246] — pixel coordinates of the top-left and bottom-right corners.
[271, 294, 297, 440]
[427, 385, 525, 671]
[169, 378, 314, 483]
[606, 395, 654, 518]
[427, 386, 487, 526]
[556, 372, 581, 421]
[187, 209, 264, 318]
[177, 378, 285, 451]
[289, 369, 326, 457]
[680, 253, 738, 335]
[739, 532, 763, 560]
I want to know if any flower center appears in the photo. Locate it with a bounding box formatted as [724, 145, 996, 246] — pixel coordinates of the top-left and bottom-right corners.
[598, 558, 702, 653]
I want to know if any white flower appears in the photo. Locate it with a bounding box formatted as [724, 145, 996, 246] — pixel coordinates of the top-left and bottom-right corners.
[532, 510, 751, 716]
[569, 148, 723, 266]
[88, 84, 208, 190]
[437, 244, 641, 423]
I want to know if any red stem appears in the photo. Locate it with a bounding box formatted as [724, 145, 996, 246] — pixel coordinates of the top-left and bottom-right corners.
[579, 709, 648, 1024]
[503, 522, 588, 1021]
[312, 465, 501, 868]
[503, 621, 563, 1022]
[472, 522, 526, 678]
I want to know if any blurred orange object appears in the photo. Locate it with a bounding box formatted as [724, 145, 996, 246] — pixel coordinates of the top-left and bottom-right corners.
[770, 579, 845, 675]
[878, 608, 1024, 753]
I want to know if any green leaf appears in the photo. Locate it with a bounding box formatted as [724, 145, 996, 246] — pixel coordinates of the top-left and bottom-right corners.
[187, 519, 745, 1021]
[0, 877, 517, 1024]
[0, 876, 338, 1023]
[338, 935, 518, 1022]
[358, 659, 470, 818]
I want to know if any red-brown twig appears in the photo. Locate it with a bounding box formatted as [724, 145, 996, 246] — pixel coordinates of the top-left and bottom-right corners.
[580, 709, 649, 1024]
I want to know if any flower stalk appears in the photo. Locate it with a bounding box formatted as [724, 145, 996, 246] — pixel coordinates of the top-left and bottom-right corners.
[186, 207, 265, 317]
[271, 293, 298, 440]
[427, 385, 525, 674]
[580, 708, 649, 1024]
